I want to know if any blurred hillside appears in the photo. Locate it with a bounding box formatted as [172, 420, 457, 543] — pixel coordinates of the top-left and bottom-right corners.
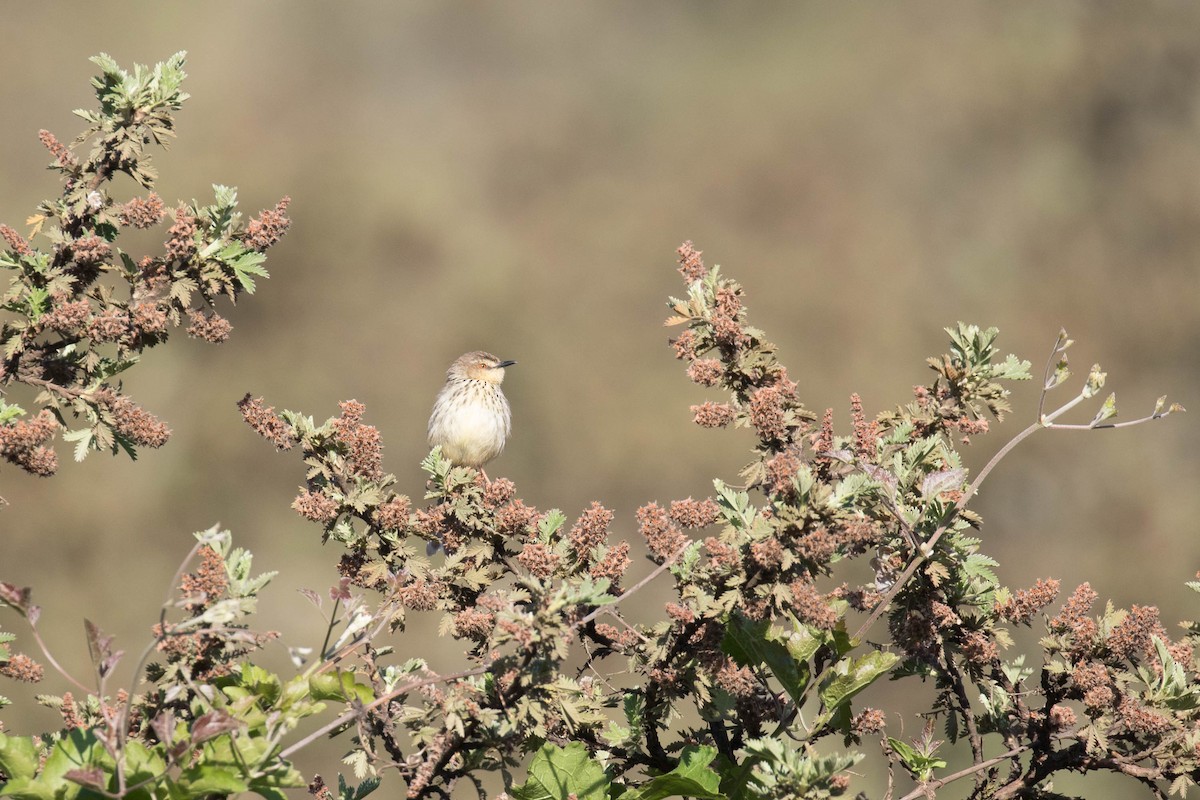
[1, 4, 1198, 797]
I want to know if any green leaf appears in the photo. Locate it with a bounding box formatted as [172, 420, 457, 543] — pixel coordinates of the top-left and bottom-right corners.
[176, 765, 250, 796]
[308, 670, 375, 705]
[509, 742, 610, 800]
[994, 353, 1032, 381]
[121, 740, 166, 787]
[336, 775, 381, 800]
[25, 288, 49, 322]
[713, 480, 753, 529]
[616, 746, 725, 800]
[819, 650, 899, 713]
[9, 728, 111, 800]
[887, 738, 946, 781]
[216, 242, 269, 294]
[919, 468, 966, 501]
[781, 617, 824, 664]
[0, 733, 40, 782]
[538, 509, 567, 541]
[1046, 354, 1070, 390]
[0, 402, 26, 425]
[722, 613, 809, 705]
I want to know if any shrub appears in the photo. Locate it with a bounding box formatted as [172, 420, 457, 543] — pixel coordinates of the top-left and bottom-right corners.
[1, 54, 1196, 800]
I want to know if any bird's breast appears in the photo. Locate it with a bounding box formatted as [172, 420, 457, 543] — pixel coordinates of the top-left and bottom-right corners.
[428, 384, 511, 468]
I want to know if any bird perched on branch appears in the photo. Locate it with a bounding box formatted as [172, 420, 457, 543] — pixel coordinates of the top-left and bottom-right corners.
[427, 351, 516, 480]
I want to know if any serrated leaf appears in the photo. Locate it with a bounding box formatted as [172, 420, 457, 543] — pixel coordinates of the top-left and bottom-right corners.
[0, 732, 40, 781]
[338, 775, 381, 800]
[713, 479, 753, 528]
[308, 670, 374, 705]
[190, 709, 243, 744]
[617, 746, 724, 800]
[538, 509, 567, 541]
[920, 468, 966, 501]
[178, 765, 250, 795]
[887, 737, 947, 781]
[722, 613, 808, 704]
[509, 742, 611, 800]
[24, 215, 45, 239]
[819, 650, 899, 712]
[4, 336, 24, 360]
[0, 402, 25, 425]
[61, 427, 94, 462]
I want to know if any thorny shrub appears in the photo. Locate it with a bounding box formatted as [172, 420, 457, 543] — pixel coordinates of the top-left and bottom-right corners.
[2, 55, 1199, 800]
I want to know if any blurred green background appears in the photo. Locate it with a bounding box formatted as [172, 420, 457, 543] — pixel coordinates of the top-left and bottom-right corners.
[2, 3, 1199, 797]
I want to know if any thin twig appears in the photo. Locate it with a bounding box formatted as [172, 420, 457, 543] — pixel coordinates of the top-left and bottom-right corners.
[1036, 330, 1069, 421]
[311, 595, 403, 677]
[111, 538, 207, 792]
[896, 744, 1028, 800]
[319, 594, 342, 660]
[575, 542, 691, 630]
[17, 375, 85, 399]
[24, 622, 92, 694]
[937, 641, 984, 788]
[1046, 411, 1177, 431]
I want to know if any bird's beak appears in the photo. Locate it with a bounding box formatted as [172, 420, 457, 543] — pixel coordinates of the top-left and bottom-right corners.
[496, 360, 517, 368]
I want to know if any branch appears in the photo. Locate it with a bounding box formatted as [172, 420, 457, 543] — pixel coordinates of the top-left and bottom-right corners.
[897, 744, 1027, 800]
[23, 620, 92, 694]
[1036, 329, 1070, 421]
[574, 541, 691, 630]
[1045, 411, 1180, 431]
[849, 416, 1042, 646]
[937, 640, 984, 786]
[15, 375, 86, 400]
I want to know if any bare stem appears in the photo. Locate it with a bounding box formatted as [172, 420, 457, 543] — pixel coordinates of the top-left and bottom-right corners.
[17, 375, 85, 400]
[25, 622, 91, 694]
[1047, 411, 1178, 431]
[319, 594, 342, 660]
[1037, 329, 1070, 421]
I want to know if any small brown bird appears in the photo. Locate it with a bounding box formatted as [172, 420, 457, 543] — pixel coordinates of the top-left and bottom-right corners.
[427, 351, 516, 478]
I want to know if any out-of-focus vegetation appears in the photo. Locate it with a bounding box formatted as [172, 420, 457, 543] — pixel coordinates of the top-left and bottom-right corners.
[1, 4, 1197, 796]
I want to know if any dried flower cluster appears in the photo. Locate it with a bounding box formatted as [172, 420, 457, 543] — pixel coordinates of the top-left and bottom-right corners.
[148, 544, 277, 683]
[0, 52, 289, 480]
[0, 409, 58, 476]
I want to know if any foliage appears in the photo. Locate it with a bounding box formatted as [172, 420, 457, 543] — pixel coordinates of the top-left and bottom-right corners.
[0, 51, 290, 483]
[1, 55, 1198, 800]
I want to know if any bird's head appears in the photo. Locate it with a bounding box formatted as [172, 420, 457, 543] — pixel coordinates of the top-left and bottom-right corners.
[449, 351, 517, 384]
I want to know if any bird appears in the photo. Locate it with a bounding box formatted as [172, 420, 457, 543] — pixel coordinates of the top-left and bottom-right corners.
[427, 351, 516, 480]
